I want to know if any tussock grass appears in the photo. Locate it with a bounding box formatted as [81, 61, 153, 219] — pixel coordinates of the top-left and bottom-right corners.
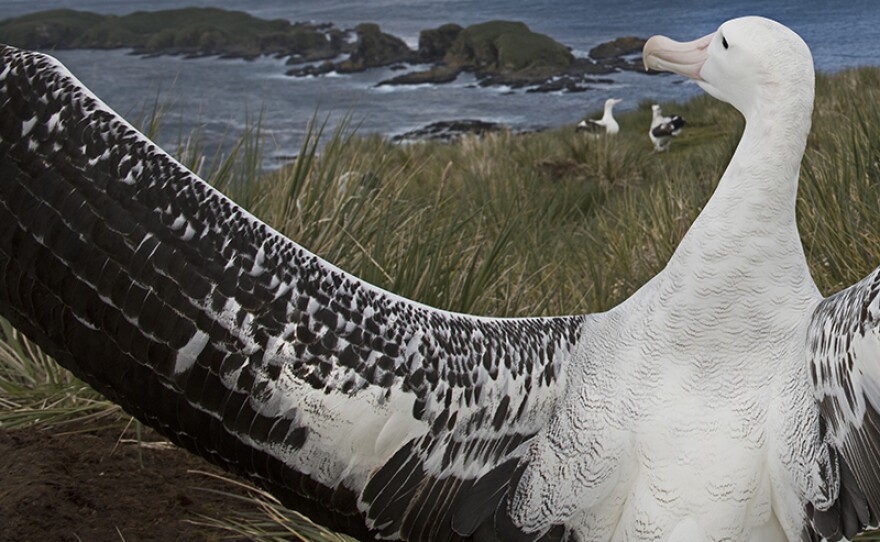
[1, 66, 879, 539]
[188, 470, 354, 542]
[0, 317, 123, 429]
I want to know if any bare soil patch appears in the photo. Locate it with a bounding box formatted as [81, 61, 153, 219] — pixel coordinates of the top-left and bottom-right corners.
[0, 424, 257, 542]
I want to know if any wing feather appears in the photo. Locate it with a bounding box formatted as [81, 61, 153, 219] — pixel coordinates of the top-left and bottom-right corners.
[0, 45, 591, 540]
[650, 116, 685, 138]
[575, 119, 604, 134]
[807, 266, 880, 538]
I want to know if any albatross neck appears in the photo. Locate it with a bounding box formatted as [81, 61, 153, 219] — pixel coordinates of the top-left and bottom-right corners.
[692, 91, 813, 241]
[662, 86, 815, 293]
[602, 103, 615, 122]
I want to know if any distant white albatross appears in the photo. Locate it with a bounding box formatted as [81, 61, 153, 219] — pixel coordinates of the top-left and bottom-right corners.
[576, 97, 622, 135]
[649, 103, 686, 151]
[2, 15, 880, 541]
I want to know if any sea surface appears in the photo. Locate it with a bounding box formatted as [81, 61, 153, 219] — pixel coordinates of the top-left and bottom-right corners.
[1, 0, 878, 164]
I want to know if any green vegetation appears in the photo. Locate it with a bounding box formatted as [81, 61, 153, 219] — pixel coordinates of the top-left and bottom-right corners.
[417, 23, 463, 62]
[446, 20, 573, 75]
[2, 66, 880, 540]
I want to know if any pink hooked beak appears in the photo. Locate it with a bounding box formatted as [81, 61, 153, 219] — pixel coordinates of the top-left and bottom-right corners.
[642, 32, 714, 80]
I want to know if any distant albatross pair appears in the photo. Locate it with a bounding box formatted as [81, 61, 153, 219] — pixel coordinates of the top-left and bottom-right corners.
[2, 15, 880, 542]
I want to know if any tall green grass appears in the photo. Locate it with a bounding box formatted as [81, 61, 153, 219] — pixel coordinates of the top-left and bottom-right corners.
[1, 66, 879, 540]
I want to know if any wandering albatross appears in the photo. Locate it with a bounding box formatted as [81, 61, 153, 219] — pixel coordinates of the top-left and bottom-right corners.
[648, 103, 686, 151]
[1, 15, 879, 541]
[576, 98, 622, 135]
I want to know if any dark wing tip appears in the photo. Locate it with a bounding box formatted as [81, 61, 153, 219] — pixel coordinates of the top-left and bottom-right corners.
[451, 458, 521, 536]
[576, 120, 602, 133]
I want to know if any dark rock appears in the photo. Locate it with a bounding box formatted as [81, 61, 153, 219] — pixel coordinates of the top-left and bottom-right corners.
[418, 23, 462, 62]
[589, 36, 647, 59]
[391, 119, 505, 143]
[378, 65, 463, 86]
[380, 21, 577, 89]
[566, 57, 617, 76]
[601, 56, 648, 73]
[526, 77, 593, 93]
[336, 22, 414, 73]
[286, 60, 337, 77]
[445, 20, 573, 76]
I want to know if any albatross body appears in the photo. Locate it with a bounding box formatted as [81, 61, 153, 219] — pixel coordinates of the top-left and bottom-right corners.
[577, 98, 622, 135]
[1, 16, 879, 542]
[540, 19, 827, 540]
[649, 104, 686, 151]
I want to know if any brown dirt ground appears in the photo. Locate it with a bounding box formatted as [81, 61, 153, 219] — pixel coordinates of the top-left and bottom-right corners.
[0, 424, 260, 542]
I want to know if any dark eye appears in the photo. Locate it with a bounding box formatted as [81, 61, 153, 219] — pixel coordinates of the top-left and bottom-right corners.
[722, 36, 729, 49]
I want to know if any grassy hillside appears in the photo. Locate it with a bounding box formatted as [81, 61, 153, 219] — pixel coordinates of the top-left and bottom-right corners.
[215, 67, 878, 318]
[2, 66, 880, 540]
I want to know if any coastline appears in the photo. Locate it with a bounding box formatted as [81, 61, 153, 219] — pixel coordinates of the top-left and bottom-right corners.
[9, 4, 875, 160]
[0, 8, 657, 95]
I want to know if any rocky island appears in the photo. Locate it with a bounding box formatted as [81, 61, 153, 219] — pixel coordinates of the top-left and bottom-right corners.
[0, 8, 349, 62]
[0, 8, 652, 93]
[288, 20, 648, 92]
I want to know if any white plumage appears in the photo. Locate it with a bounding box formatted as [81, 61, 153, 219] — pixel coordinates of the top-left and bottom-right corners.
[1, 15, 880, 542]
[649, 103, 686, 151]
[576, 98, 622, 135]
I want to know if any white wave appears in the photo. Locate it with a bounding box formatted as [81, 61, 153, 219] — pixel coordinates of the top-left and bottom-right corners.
[373, 83, 439, 93]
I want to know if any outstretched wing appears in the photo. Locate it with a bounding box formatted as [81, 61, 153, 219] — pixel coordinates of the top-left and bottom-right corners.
[806, 266, 880, 540]
[0, 45, 593, 540]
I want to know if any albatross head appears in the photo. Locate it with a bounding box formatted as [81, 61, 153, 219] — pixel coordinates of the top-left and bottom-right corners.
[642, 17, 814, 119]
[604, 98, 623, 115]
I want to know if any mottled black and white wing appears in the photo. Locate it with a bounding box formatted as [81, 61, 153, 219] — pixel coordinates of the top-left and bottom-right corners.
[0, 45, 592, 541]
[650, 115, 685, 138]
[576, 119, 604, 134]
[807, 266, 880, 540]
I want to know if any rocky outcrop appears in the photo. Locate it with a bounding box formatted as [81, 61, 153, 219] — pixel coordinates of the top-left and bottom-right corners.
[445, 20, 574, 76]
[417, 23, 462, 62]
[589, 36, 647, 72]
[336, 23, 414, 72]
[391, 119, 505, 143]
[0, 8, 348, 61]
[0, 9, 659, 93]
[376, 25, 652, 91]
[589, 36, 646, 59]
[379, 65, 463, 86]
[524, 75, 615, 93]
[379, 20, 577, 88]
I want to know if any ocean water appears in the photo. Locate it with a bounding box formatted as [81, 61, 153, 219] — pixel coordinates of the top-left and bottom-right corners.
[1, 0, 877, 163]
